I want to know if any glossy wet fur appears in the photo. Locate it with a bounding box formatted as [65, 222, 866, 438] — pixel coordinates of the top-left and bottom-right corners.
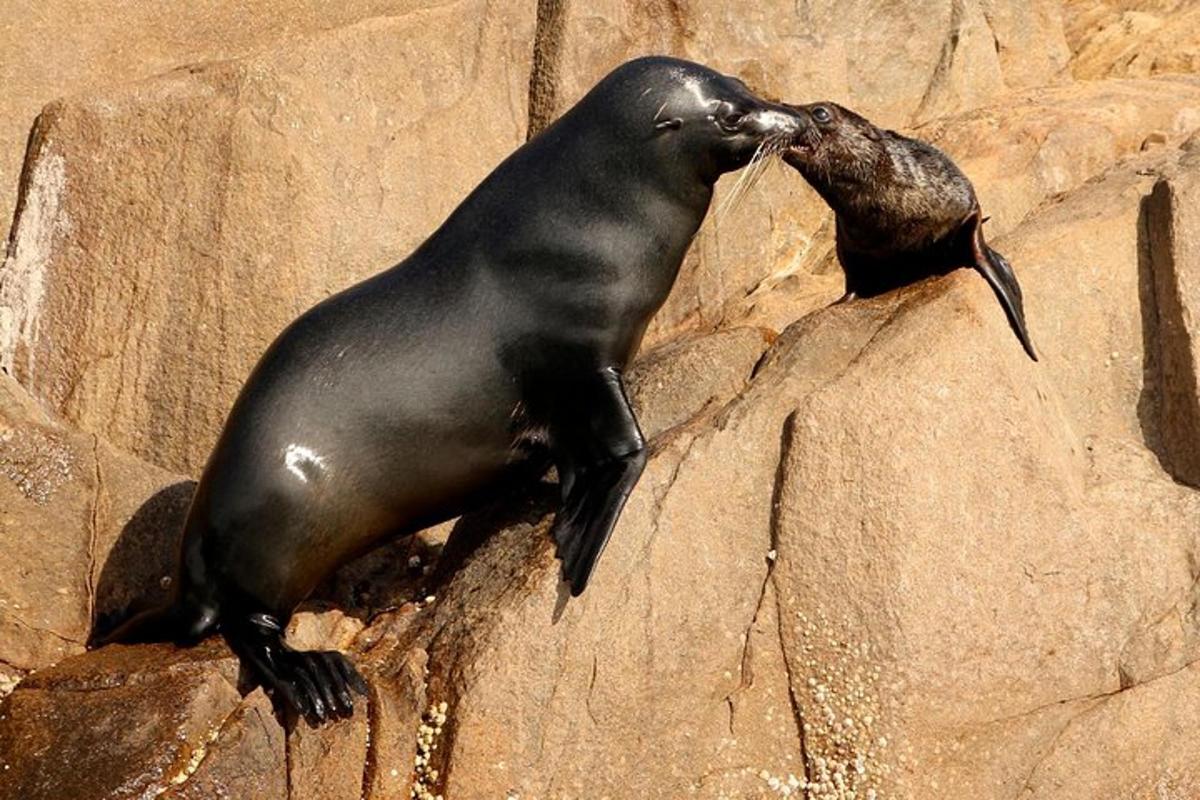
[102, 57, 809, 723]
[782, 101, 1037, 360]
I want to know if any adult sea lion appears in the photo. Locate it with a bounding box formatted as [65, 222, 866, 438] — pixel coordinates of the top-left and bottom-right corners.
[102, 57, 809, 722]
[782, 101, 1037, 360]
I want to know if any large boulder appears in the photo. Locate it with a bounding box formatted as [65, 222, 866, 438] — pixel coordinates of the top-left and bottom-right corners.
[0, 4, 536, 474]
[411, 144, 1200, 798]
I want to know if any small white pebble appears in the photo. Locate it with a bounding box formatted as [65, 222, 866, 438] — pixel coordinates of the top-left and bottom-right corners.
[766, 549, 777, 562]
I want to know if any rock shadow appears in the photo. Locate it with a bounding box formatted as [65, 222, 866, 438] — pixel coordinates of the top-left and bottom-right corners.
[1137, 189, 1167, 464]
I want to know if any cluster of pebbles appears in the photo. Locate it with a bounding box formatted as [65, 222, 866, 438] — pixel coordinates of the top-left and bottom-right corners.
[0, 428, 73, 505]
[769, 608, 894, 799]
[410, 700, 449, 800]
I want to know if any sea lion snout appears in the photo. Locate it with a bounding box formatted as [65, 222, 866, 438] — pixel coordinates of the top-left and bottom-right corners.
[742, 103, 812, 144]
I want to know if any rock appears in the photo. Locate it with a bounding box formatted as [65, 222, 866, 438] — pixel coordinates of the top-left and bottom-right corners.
[285, 609, 366, 654]
[0, 0, 503, 252]
[357, 648, 427, 800]
[530, 0, 1067, 135]
[349, 145, 1200, 798]
[1065, 0, 1200, 79]
[5, 4, 1200, 797]
[0, 642, 245, 800]
[0, 4, 536, 474]
[1018, 661, 1200, 799]
[981, 0, 1073, 89]
[627, 325, 773, 439]
[159, 689, 287, 800]
[0, 623, 429, 800]
[1142, 171, 1200, 487]
[0, 372, 190, 672]
[4, 146, 1200, 796]
[917, 75, 1200, 235]
[287, 710, 369, 800]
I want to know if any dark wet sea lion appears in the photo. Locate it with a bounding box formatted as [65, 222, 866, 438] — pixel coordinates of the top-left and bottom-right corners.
[99, 57, 809, 722]
[782, 101, 1037, 361]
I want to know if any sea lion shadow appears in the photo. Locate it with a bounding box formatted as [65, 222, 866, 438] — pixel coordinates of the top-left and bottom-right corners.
[311, 478, 561, 624]
[91, 476, 565, 642]
[89, 479, 196, 645]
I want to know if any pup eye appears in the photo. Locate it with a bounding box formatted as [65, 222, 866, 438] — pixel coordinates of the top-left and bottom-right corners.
[812, 106, 833, 124]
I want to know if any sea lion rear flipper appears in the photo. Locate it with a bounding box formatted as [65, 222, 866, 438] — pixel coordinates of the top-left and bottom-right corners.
[966, 211, 1038, 361]
[548, 368, 648, 596]
[225, 612, 368, 723]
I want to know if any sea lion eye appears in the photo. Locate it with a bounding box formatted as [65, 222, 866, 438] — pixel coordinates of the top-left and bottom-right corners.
[812, 106, 833, 124]
[714, 103, 746, 131]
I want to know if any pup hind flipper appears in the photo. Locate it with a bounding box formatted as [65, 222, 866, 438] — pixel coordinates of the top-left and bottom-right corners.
[967, 211, 1038, 361]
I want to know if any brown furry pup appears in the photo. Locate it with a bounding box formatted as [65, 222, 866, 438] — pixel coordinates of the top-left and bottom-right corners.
[783, 101, 1036, 361]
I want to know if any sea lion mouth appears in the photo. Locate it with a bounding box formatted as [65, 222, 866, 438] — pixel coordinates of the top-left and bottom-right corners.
[782, 134, 819, 167]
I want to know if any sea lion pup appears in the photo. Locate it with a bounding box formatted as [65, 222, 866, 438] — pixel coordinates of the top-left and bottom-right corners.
[782, 101, 1037, 360]
[99, 57, 809, 722]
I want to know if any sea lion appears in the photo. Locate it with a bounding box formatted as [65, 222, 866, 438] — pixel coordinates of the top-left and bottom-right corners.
[101, 57, 809, 722]
[782, 101, 1037, 360]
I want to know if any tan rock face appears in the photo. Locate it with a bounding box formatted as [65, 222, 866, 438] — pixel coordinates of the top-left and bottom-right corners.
[411, 148, 1200, 798]
[1, 3, 535, 474]
[1065, 0, 1200, 79]
[531, 0, 1066, 134]
[0, 642, 246, 800]
[0, 373, 190, 673]
[0, 0, 487, 251]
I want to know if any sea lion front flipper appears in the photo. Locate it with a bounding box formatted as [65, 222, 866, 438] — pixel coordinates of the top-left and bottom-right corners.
[547, 367, 647, 596]
[966, 211, 1038, 361]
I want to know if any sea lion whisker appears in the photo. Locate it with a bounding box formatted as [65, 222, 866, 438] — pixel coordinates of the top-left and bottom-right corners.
[735, 140, 780, 206]
[717, 140, 769, 219]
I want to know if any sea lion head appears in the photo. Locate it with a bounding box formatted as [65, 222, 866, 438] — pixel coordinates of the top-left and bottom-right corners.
[780, 101, 887, 205]
[581, 56, 812, 184]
